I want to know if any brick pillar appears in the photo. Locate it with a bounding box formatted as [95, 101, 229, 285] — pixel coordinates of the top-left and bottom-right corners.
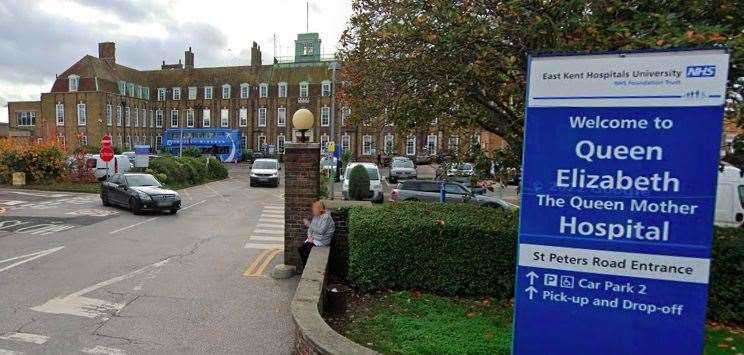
[283, 142, 320, 269]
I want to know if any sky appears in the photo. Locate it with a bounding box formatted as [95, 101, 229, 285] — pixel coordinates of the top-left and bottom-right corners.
[0, 0, 353, 123]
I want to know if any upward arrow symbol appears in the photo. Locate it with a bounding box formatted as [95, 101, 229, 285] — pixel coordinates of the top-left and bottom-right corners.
[526, 271, 539, 285]
[525, 286, 538, 300]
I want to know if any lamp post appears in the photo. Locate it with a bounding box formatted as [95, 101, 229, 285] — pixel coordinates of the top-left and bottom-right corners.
[292, 108, 314, 143]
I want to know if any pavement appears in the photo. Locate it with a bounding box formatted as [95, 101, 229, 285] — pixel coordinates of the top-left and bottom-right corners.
[0, 164, 297, 354]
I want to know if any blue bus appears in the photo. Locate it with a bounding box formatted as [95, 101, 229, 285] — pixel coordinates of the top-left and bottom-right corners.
[162, 128, 243, 162]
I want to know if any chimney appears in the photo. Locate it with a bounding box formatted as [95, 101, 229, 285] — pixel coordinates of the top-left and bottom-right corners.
[98, 42, 116, 64]
[185, 47, 194, 69]
[251, 42, 262, 67]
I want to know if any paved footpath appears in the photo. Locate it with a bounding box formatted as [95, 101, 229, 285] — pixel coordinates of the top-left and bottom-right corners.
[0, 164, 297, 354]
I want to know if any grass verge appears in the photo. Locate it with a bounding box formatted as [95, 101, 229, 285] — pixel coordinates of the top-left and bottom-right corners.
[343, 291, 743, 355]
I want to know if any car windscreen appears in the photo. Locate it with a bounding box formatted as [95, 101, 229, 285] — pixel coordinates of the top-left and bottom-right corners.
[392, 160, 414, 168]
[253, 161, 277, 169]
[125, 175, 161, 187]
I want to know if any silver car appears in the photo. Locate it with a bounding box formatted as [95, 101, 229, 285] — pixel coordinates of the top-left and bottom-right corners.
[388, 157, 417, 183]
[390, 180, 515, 209]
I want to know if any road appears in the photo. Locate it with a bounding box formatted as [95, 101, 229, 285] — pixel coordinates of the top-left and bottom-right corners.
[0, 164, 296, 354]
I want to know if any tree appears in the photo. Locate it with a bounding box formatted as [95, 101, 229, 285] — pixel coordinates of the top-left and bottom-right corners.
[339, 0, 744, 159]
[348, 164, 371, 200]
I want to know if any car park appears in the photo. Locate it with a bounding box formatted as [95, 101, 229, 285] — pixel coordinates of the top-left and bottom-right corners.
[342, 162, 384, 203]
[388, 157, 417, 183]
[390, 180, 515, 209]
[250, 158, 280, 187]
[101, 173, 181, 214]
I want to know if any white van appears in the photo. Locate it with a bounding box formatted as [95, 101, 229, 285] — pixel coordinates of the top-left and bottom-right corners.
[342, 162, 384, 203]
[87, 154, 133, 181]
[715, 163, 744, 227]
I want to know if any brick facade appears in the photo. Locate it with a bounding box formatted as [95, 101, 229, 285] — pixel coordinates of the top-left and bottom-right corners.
[283, 143, 321, 270]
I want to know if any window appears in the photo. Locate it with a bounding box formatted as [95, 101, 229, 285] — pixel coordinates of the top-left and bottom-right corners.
[406, 136, 416, 156]
[125, 107, 131, 126]
[303, 42, 314, 55]
[142, 108, 147, 127]
[277, 134, 285, 154]
[126, 135, 131, 148]
[278, 82, 287, 97]
[220, 108, 229, 127]
[186, 109, 195, 127]
[277, 107, 286, 127]
[320, 106, 330, 126]
[118, 81, 126, 95]
[239, 108, 248, 127]
[155, 109, 163, 127]
[116, 106, 122, 126]
[68, 75, 79, 92]
[203, 108, 211, 127]
[257, 134, 266, 151]
[136, 86, 142, 99]
[57, 133, 65, 147]
[55, 103, 64, 126]
[448, 136, 459, 151]
[117, 135, 122, 149]
[157, 88, 166, 101]
[80, 134, 88, 146]
[170, 109, 178, 127]
[150, 110, 154, 127]
[258, 107, 266, 127]
[427, 134, 437, 155]
[240, 83, 249, 98]
[299, 81, 309, 97]
[134, 135, 139, 145]
[155, 136, 162, 148]
[259, 83, 268, 98]
[143, 87, 150, 100]
[105, 105, 112, 126]
[222, 84, 231, 99]
[362, 135, 373, 155]
[341, 107, 350, 126]
[431, 117, 438, 126]
[16, 112, 36, 126]
[188, 87, 197, 100]
[444, 183, 468, 195]
[127, 83, 135, 96]
[134, 107, 138, 127]
[321, 80, 331, 96]
[204, 86, 213, 99]
[172, 87, 181, 100]
[341, 134, 351, 152]
[384, 134, 394, 154]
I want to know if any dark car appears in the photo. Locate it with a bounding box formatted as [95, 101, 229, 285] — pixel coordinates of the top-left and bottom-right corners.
[101, 173, 181, 214]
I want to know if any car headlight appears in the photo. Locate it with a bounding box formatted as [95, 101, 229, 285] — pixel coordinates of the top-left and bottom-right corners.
[250, 173, 258, 178]
[138, 192, 152, 200]
[173, 194, 181, 201]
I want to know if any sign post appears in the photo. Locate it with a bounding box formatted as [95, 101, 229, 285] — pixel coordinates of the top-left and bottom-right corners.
[513, 49, 729, 354]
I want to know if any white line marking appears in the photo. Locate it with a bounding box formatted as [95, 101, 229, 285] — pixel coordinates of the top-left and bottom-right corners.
[31, 259, 169, 318]
[255, 223, 284, 229]
[262, 206, 284, 210]
[252, 229, 284, 235]
[0, 349, 23, 355]
[109, 217, 158, 235]
[81, 345, 126, 355]
[244, 243, 284, 249]
[181, 200, 206, 211]
[0, 247, 64, 274]
[259, 217, 284, 223]
[261, 211, 284, 216]
[250, 236, 283, 241]
[4, 190, 68, 198]
[0, 332, 49, 344]
[205, 184, 226, 201]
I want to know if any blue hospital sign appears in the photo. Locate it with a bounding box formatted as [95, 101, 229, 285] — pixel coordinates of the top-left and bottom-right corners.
[513, 49, 729, 354]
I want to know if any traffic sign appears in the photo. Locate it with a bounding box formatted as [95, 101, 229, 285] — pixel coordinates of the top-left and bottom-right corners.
[100, 135, 112, 148]
[100, 147, 114, 162]
[327, 141, 336, 153]
[513, 49, 729, 354]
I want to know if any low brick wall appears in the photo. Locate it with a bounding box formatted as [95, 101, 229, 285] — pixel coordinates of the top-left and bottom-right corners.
[291, 246, 379, 355]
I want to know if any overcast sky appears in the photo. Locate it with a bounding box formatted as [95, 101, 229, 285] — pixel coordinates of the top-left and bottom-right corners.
[0, 0, 352, 123]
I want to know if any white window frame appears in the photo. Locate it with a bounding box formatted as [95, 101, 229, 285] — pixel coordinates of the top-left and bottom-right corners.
[155, 109, 163, 128]
[16, 111, 36, 126]
[134, 107, 139, 127]
[149, 110, 154, 127]
[157, 88, 166, 101]
[406, 136, 416, 156]
[320, 106, 330, 127]
[427, 134, 438, 155]
[384, 134, 394, 154]
[170, 109, 179, 127]
[341, 134, 351, 152]
[68, 75, 79, 92]
[257, 134, 267, 151]
[186, 109, 195, 127]
[80, 134, 87, 146]
[321, 80, 331, 97]
[106, 104, 112, 126]
[239, 108, 248, 127]
[362, 135, 373, 156]
[125, 107, 131, 126]
[278, 82, 287, 97]
[116, 106, 122, 126]
[142, 108, 147, 127]
[220, 108, 229, 127]
[240, 83, 249, 98]
[299, 81, 309, 98]
[204, 86, 213, 100]
[277, 134, 286, 154]
[320, 134, 330, 153]
[55, 103, 64, 126]
[126, 135, 131, 148]
[277, 107, 286, 127]
[188, 87, 197, 100]
[155, 136, 162, 148]
[258, 107, 267, 127]
[341, 107, 350, 126]
[172, 87, 181, 100]
[259, 83, 268, 98]
[222, 84, 231, 99]
[203, 108, 211, 127]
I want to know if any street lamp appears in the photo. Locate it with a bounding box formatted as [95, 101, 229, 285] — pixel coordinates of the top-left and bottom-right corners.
[292, 108, 314, 143]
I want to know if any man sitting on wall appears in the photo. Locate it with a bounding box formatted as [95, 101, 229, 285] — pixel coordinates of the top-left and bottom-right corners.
[298, 200, 335, 267]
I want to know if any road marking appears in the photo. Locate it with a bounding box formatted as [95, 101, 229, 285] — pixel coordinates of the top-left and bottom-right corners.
[255, 223, 284, 230]
[182, 190, 192, 201]
[31, 259, 169, 318]
[244, 248, 281, 277]
[0, 349, 23, 355]
[81, 345, 126, 355]
[252, 229, 283, 235]
[258, 217, 284, 223]
[244, 243, 284, 250]
[181, 200, 206, 211]
[205, 184, 226, 201]
[109, 217, 158, 235]
[0, 332, 49, 345]
[0, 200, 27, 206]
[0, 246, 64, 274]
[0, 207, 4, 214]
[263, 205, 284, 210]
[3, 190, 68, 198]
[66, 209, 118, 217]
[250, 236, 283, 241]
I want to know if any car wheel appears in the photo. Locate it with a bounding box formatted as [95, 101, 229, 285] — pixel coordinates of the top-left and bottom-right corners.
[169, 209, 178, 215]
[250, 180, 255, 187]
[101, 192, 111, 207]
[129, 197, 141, 215]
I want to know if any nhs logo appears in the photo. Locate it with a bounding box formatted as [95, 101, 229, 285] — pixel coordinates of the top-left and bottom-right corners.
[686, 65, 716, 78]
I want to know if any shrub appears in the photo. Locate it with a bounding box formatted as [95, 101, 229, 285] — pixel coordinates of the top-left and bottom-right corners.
[179, 156, 208, 184]
[348, 203, 518, 298]
[0, 140, 65, 183]
[206, 157, 228, 179]
[320, 171, 330, 199]
[182, 147, 202, 158]
[148, 157, 188, 184]
[348, 165, 370, 200]
[709, 227, 744, 325]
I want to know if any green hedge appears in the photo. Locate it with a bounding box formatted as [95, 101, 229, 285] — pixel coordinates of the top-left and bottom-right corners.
[347, 203, 744, 325]
[147, 156, 227, 186]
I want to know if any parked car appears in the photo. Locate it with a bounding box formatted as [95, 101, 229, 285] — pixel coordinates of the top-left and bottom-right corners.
[390, 180, 515, 209]
[448, 163, 475, 177]
[715, 163, 744, 227]
[101, 173, 181, 214]
[415, 154, 433, 165]
[388, 157, 417, 183]
[320, 156, 338, 176]
[250, 159, 280, 187]
[72, 154, 132, 181]
[342, 162, 384, 203]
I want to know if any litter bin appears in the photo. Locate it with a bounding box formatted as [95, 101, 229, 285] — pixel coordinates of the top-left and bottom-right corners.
[325, 283, 352, 316]
[11, 172, 26, 186]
